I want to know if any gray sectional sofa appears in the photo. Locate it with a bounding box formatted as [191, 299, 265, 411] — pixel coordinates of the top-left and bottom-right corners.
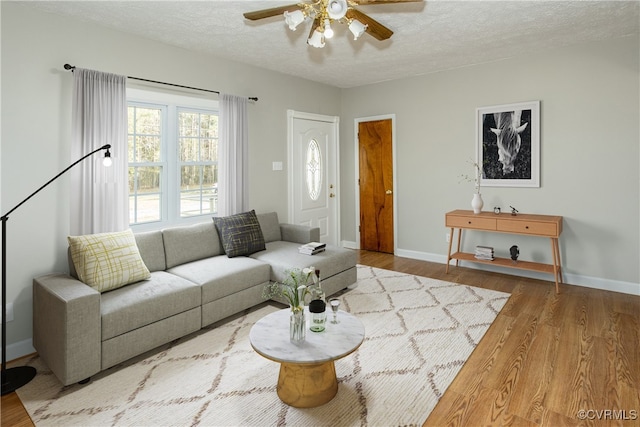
[32, 212, 356, 386]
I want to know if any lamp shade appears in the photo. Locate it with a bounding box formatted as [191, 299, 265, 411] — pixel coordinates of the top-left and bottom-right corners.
[327, 0, 348, 20]
[307, 29, 325, 48]
[284, 10, 305, 30]
[349, 19, 367, 40]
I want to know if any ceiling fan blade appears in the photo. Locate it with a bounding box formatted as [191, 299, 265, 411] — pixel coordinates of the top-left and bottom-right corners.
[354, 0, 423, 4]
[346, 8, 393, 41]
[243, 4, 302, 21]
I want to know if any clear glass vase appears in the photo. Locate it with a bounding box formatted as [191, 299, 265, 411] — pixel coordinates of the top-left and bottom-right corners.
[290, 308, 306, 343]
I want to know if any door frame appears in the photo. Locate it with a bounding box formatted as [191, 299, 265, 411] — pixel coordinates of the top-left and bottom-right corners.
[354, 114, 397, 253]
[287, 109, 341, 244]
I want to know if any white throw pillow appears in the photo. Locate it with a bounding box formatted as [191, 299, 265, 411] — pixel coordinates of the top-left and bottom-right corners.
[68, 229, 151, 293]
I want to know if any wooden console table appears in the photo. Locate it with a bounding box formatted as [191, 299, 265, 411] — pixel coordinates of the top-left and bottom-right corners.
[445, 210, 563, 293]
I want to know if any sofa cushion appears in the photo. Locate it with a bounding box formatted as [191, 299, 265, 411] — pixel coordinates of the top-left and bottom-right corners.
[250, 241, 357, 283]
[100, 271, 201, 340]
[163, 221, 222, 269]
[256, 212, 282, 243]
[213, 210, 266, 257]
[168, 256, 270, 303]
[134, 230, 166, 272]
[68, 229, 151, 293]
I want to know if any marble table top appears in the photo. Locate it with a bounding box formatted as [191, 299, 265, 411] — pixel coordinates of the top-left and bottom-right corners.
[250, 308, 365, 364]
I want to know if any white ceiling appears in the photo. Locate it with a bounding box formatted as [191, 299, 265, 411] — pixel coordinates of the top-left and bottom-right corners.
[21, 0, 640, 88]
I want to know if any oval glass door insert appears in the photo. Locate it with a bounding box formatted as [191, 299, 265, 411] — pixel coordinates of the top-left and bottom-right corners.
[306, 139, 322, 201]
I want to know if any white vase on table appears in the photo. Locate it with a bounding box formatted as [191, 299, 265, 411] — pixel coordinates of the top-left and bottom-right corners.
[471, 193, 484, 214]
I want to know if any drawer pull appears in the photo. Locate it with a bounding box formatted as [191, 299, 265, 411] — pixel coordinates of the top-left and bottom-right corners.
[525, 226, 529, 229]
[468, 221, 472, 224]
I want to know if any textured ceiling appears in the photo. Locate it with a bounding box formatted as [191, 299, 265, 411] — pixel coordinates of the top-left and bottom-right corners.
[21, 0, 640, 88]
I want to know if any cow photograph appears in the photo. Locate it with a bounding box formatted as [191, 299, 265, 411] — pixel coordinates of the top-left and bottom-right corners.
[476, 101, 540, 187]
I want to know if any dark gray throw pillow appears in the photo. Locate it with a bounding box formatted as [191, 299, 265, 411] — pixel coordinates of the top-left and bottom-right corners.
[213, 210, 266, 257]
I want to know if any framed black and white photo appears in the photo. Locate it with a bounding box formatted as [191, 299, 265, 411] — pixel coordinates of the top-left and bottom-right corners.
[476, 100, 540, 188]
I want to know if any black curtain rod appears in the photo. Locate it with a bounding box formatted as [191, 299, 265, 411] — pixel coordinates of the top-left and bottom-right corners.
[63, 64, 258, 101]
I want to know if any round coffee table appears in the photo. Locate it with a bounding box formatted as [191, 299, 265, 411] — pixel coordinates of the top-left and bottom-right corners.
[249, 307, 365, 408]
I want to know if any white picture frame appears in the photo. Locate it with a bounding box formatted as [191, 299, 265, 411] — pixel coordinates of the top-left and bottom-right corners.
[476, 100, 540, 188]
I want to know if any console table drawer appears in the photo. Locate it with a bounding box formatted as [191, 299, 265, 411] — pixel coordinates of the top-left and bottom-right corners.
[497, 219, 558, 237]
[446, 215, 496, 230]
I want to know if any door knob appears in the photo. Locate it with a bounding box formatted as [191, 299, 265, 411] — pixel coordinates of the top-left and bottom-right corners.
[385, 190, 392, 195]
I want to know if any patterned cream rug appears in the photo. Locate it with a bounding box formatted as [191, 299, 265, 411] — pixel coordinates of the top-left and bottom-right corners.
[15, 265, 509, 426]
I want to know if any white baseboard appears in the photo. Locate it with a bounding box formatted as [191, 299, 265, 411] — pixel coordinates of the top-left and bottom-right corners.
[390, 248, 640, 296]
[1, 338, 35, 362]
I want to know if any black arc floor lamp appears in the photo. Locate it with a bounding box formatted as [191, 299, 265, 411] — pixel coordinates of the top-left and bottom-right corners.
[1, 144, 112, 395]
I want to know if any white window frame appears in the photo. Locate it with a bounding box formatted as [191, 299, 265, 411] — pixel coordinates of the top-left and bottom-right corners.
[127, 88, 219, 231]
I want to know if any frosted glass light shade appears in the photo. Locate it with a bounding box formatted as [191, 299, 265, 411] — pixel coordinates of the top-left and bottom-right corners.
[327, 0, 348, 20]
[349, 19, 367, 40]
[307, 29, 325, 48]
[284, 10, 305, 30]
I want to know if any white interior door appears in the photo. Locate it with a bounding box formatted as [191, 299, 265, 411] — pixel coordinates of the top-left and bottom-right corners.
[287, 110, 340, 246]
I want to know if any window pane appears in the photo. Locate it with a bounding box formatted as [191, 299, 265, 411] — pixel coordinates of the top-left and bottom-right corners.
[202, 139, 217, 162]
[136, 166, 161, 193]
[136, 135, 161, 162]
[130, 194, 161, 224]
[129, 166, 162, 224]
[179, 138, 199, 162]
[180, 190, 202, 217]
[203, 164, 217, 187]
[181, 165, 199, 188]
[306, 139, 322, 201]
[136, 108, 161, 135]
[179, 112, 198, 137]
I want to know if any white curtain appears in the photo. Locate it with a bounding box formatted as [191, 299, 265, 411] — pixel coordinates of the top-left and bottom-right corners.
[218, 94, 249, 215]
[70, 68, 128, 235]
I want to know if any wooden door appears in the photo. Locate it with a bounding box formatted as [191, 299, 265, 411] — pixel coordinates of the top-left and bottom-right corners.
[358, 119, 394, 253]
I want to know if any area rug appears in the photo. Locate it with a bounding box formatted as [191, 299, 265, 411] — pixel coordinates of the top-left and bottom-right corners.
[15, 265, 510, 426]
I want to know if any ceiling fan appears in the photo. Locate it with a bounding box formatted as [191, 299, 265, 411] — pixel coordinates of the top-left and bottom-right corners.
[244, 0, 422, 48]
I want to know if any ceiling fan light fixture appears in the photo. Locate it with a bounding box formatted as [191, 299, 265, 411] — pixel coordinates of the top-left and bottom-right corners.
[284, 9, 306, 31]
[349, 19, 367, 40]
[327, 0, 348, 20]
[308, 28, 325, 48]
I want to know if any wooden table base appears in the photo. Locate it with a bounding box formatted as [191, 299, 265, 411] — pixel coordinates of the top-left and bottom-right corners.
[277, 361, 338, 408]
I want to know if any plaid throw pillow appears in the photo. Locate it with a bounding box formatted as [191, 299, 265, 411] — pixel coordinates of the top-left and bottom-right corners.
[213, 210, 266, 258]
[68, 229, 151, 292]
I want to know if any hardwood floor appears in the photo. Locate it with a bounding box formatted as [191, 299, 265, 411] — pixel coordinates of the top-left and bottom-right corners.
[3, 251, 639, 426]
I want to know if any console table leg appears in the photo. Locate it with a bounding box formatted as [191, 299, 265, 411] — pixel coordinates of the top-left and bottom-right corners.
[550, 238, 562, 293]
[446, 227, 454, 273]
[455, 229, 462, 267]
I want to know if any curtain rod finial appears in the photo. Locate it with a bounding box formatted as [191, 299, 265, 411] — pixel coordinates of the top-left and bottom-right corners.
[64, 64, 75, 70]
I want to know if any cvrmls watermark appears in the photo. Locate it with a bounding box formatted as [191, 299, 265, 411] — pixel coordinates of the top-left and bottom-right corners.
[577, 409, 638, 421]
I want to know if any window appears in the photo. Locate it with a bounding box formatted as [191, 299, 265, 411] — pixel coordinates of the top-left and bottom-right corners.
[127, 89, 219, 228]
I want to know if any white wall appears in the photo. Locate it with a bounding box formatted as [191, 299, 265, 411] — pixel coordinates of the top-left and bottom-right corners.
[340, 36, 640, 293]
[0, 3, 340, 357]
[2, 2, 638, 360]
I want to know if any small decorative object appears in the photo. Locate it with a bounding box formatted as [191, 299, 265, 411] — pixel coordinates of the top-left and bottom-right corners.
[329, 298, 340, 324]
[471, 193, 484, 214]
[290, 307, 306, 343]
[459, 159, 484, 214]
[309, 299, 327, 332]
[494, 206, 501, 214]
[263, 267, 316, 342]
[510, 245, 519, 262]
[510, 206, 519, 216]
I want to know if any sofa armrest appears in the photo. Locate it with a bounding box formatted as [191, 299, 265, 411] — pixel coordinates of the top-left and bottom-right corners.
[33, 273, 101, 385]
[280, 223, 320, 244]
